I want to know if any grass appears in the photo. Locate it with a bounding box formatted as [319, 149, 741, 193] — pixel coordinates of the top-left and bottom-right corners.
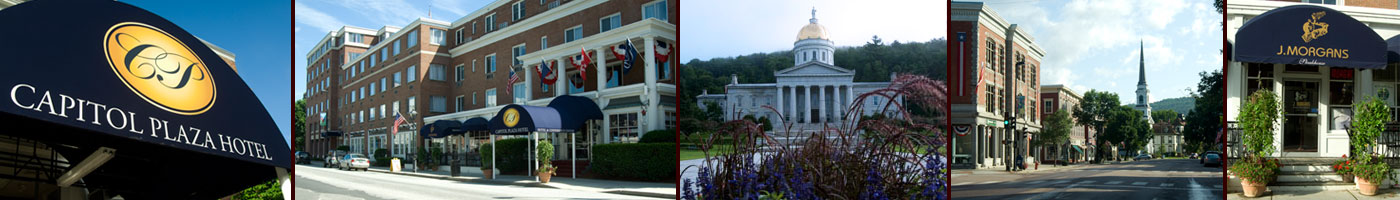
[680, 144, 737, 161]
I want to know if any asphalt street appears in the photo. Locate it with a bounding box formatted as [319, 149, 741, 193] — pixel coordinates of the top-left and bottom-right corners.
[293, 164, 662, 200]
[952, 158, 1225, 200]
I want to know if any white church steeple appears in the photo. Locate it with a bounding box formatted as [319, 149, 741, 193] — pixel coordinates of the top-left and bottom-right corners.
[1135, 40, 1153, 123]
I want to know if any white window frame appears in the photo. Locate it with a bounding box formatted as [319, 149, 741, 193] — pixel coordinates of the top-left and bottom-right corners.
[485, 88, 498, 107]
[430, 28, 446, 45]
[455, 95, 465, 112]
[599, 13, 622, 33]
[513, 83, 527, 103]
[512, 1, 526, 21]
[406, 65, 417, 82]
[472, 92, 478, 105]
[485, 54, 497, 73]
[564, 25, 583, 43]
[540, 36, 548, 50]
[429, 64, 447, 81]
[512, 44, 527, 66]
[431, 96, 447, 113]
[642, 0, 669, 21]
[454, 29, 464, 45]
[485, 14, 497, 32]
[408, 30, 419, 47]
[455, 64, 465, 82]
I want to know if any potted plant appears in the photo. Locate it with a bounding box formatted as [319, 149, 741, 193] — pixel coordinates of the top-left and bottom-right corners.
[1230, 90, 1281, 197]
[479, 143, 493, 179]
[1332, 154, 1353, 183]
[1347, 97, 1393, 196]
[537, 139, 555, 183]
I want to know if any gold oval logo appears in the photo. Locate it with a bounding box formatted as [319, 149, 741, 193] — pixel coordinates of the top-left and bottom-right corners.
[503, 108, 520, 128]
[104, 22, 215, 115]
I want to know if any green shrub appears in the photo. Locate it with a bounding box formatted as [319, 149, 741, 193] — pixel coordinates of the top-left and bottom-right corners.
[640, 129, 677, 143]
[478, 143, 493, 170]
[372, 148, 390, 167]
[1239, 90, 1279, 158]
[538, 140, 555, 174]
[592, 143, 677, 181]
[490, 138, 532, 174]
[336, 145, 350, 151]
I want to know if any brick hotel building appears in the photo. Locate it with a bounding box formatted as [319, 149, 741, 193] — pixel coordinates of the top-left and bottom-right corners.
[302, 0, 677, 162]
[949, 1, 1045, 170]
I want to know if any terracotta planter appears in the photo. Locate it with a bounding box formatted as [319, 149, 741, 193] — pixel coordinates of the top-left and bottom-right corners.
[1355, 176, 1381, 196]
[539, 172, 553, 183]
[1239, 178, 1268, 197]
[1341, 173, 1354, 183]
[482, 169, 493, 179]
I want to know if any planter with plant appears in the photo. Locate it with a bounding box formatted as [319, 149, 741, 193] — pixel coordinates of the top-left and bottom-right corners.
[479, 143, 493, 179]
[537, 139, 555, 183]
[1332, 154, 1353, 183]
[1346, 97, 1394, 196]
[1230, 90, 1280, 197]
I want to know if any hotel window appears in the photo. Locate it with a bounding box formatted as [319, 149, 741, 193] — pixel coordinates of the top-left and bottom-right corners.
[609, 113, 639, 143]
[564, 26, 582, 43]
[430, 28, 445, 45]
[455, 96, 465, 112]
[485, 88, 497, 107]
[408, 96, 417, 114]
[455, 64, 465, 82]
[472, 92, 478, 105]
[430, 96, 446, 113]
[360, 110, 365, 123]
[454, 29, 464, 45]
[429, 64, 446, 81]
[512, 1, 526, 21]
[486, 54, 497, 73]
[513, 83, 526, 103]
[485, 14, 497, 32]
[380, 105, 386, 120]
[408, 30, 419, 47]
[406, 65, 417, 82]
[986, 86, 996, 112]
[471, 21, 477, 34]
[380, 78, 387, 92]
[348, 52, 362, 61]
[369, 107, 377, 120]
[368, 83, 376, 96]
[1302, 0, 1337, 5]
[393, 72, 402, 86]
[1245, 63, 1274, 97]
[643, 0, 668, 21]
[393, 40, 401, 56]
[513, 44, 527, 66]
[599, 14, 621, 33]
[348, 33, 363, 43]
[392, 101, 400, 116]
[1043, 99, 1054, 114]
[540, 36, 548, 49]
[368, 56, 375, 68]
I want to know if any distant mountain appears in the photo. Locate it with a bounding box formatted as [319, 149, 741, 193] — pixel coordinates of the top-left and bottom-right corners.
[1150, 97, 1196, 115]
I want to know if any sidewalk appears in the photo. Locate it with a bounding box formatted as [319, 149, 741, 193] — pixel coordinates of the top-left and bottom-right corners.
[307, 161, 675, 199]
[951, 162, 1102, 177]
[1229, 189, 1399, 199]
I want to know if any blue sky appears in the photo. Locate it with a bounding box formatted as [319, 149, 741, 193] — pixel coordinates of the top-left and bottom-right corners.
[978, 0, 1223, 104]
[124, 0, 292, 146]
[293, 0, 486, 99]
[680, 0, 947, 62]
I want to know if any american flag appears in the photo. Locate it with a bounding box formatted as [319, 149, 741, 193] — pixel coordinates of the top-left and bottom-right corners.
[506, 67, 519, 94]
[391, 112, 406, 135]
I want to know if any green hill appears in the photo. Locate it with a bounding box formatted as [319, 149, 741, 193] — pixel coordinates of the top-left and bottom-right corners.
[1150, 97, 1195, 115]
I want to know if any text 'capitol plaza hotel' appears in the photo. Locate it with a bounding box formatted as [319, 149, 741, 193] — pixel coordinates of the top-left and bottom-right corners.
[303, 0, 677, 162]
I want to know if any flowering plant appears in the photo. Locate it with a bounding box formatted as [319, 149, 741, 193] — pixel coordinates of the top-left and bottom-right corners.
[1332, 154, 1351, 175]
[1229, 157, 1280, 184]
[1350, 154, 1392, 183]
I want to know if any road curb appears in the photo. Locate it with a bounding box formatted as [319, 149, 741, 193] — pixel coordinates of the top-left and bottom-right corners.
[364, 168, 674, 199]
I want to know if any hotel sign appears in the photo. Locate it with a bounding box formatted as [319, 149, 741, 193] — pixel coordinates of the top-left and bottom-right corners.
[1235, 5, 1386, 69]
[0, 0, 290, 168]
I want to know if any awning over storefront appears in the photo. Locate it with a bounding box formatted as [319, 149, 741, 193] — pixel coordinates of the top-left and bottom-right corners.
[487, 104, 564, 135]
[0, 0, 290, 198]
[546, 95, 604, 132]
[1235, 5, 1386, 69]
[462, 117, 489, 131]
[322, 131, 344, 137]
[423, 120, 464, 139]
[1072, 145, 1083, 154]
[1386, 35, 1400, 62]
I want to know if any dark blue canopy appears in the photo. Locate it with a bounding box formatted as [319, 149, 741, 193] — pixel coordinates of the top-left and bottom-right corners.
[547, 95, 604, 132]
[1387, 35, 1400, 62]
[488, 104, 564, 135]
[461, 117, 489, 131]
[321, 131, 343, 137]
[422, 120, 464, 139]
[1235, 5, 1386, 69]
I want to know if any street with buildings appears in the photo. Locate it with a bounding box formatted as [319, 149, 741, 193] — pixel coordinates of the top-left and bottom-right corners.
[952, 158, 1223, 200]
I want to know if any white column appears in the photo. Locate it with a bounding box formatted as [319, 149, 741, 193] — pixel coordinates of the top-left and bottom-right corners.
[789, 85, 797, 123]
[596, 47, 607, 93]
[805, 85, 813, 124]
[847, 84, 855, 116]
[555, 57, 567, 96]
[644, 37, 661, 131]
[818, 85, 826, 123]
[775, 85, 784, 122]
[836, 85, 844, 122]
[525, 59, 534, 101]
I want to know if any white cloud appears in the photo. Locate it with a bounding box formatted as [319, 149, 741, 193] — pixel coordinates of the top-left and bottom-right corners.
[1138, 0, 1187, 29]
[295, 1, 347, 33]
[333, 0, 428, 27]
[429, 0, 469, 17]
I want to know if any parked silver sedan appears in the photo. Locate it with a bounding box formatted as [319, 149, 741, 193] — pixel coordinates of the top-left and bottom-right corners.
[339, 153, 371, 171]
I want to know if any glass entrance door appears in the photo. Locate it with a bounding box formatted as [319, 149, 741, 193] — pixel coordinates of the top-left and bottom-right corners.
[1283, 81, 1319, 152]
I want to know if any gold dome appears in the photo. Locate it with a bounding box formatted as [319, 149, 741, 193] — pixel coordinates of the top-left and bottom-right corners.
[797, 23, 829, 40]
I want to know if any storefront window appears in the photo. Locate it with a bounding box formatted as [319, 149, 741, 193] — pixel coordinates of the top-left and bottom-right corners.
[609, 113, 639, 143]
[1246, 63, 1275, 96]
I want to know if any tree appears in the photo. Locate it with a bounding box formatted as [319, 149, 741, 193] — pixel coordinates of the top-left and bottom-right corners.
[704, 102, 724, 122]
[1037, 111, 1074, 164]
[1104, 106, 1151, 156]
[1184, 70, 1223, 151]
[1074, 90, 1120, 162]
[1151, 110, 1181, 125]
[294, 99, 306, 151]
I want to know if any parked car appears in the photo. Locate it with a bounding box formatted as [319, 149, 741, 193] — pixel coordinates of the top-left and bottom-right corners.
[1134, 154, 1152, 161]
[324, 150, 346, 168]
[339, 153, 371, 171]
[1201, 151, 1221, 164]
[295, 151, 310, 164]
[1203, 152, 1222, 167]
[1189, 153, 1199, 160]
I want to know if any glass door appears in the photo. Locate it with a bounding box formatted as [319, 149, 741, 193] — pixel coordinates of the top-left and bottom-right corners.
[1283, 80, 1319, 152]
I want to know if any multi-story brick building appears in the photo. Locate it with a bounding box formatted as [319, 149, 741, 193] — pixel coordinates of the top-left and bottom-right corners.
[303, 0, 678, 164]
[1039, 84, 1095, 163]
[949, 1, 1045, 169]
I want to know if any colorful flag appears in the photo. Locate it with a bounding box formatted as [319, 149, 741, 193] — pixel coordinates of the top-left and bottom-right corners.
[391, 112, 406, 135]
[571, 47, 591, 81]
[536, 59, 557, 85]
[655, 41, 671, 63]
[611, 39, 638, 74]
[506, 67, 519, 94]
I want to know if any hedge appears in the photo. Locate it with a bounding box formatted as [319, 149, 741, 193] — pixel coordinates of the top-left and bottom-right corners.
[639, 129, 677, 143]
[592, 143, 676, 181]
[489, 138, 532, 174]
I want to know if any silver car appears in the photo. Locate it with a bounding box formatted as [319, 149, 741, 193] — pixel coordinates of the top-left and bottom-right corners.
[339, 153, 371, 171]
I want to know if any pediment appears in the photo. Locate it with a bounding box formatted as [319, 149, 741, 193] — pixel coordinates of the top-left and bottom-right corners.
[775, 61, 853, 76]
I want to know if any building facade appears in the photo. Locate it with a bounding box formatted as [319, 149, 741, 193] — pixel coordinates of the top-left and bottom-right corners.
[1039, 84, 1094, 163]
[304, 0, 678, 163]
[711, 9, 901, 132]
[949, 1, 1046, 169]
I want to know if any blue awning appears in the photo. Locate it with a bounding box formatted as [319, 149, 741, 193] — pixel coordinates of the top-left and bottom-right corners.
[422, 120, 464, 139]
[547, 95, 603, 132]
[461, 117, 489, 131]
[321, 131, 343, 137]
[1235, 5, 1386, 69]
[488, 104, 564, 135]
[1387, 35, 1400, 62]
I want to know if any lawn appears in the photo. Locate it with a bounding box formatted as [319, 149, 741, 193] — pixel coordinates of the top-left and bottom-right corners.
[680, 144, 736, 161]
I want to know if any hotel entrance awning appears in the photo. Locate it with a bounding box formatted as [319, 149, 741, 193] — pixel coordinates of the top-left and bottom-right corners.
[1234, 5, 1386, 69]
[488, 104, 564, 135]
[546, 95, 604, 132]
